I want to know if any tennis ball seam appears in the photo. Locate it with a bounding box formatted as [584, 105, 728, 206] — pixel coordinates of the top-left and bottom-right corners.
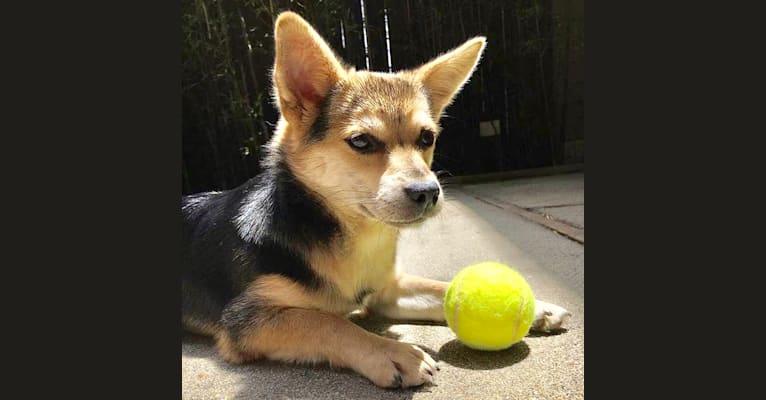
[510, 293, 527, 345]
[450, 270, 466, 336]
[444, 262, 536, 350]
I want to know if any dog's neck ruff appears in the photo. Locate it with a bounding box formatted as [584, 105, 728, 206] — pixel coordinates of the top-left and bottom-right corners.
[234, 150, 342, 252]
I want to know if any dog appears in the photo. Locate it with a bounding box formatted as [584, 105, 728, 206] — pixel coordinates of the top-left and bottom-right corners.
[182, 11, 571, 388]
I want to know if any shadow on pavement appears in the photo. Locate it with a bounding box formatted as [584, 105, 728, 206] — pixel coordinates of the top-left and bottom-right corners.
[526, 328, 568, 338]
[351, 314, 442, 360]
[183, 312, 539, 398]
[437, 339, 530, 370]
[183, 320, 431, 399]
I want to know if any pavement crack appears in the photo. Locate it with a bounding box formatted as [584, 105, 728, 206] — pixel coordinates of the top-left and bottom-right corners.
[530, 203, 584, 209]
[464, 190, 584, 245]
[526, 207, 583, 230]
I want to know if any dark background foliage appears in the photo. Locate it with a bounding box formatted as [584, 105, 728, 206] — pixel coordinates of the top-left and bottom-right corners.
[182, 0, 584, 194]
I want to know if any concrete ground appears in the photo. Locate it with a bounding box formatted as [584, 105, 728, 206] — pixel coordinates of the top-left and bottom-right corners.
[461, 173, 584, 230]
[182, 172, 584, 400]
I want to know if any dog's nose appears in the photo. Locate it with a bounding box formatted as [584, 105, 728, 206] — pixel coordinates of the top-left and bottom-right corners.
[404, 181, 440, 207]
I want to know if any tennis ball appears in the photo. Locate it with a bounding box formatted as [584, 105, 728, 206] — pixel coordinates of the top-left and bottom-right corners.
[443, 262, 536, 350]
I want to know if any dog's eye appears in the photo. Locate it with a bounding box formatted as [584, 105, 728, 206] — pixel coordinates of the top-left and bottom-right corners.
[346, 133, 378, 153]
[418, 129, 435, 148]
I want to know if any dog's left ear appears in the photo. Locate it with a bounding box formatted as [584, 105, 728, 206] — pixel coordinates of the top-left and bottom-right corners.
[272, 12, 346, 130]
[415, 37, 486, 119]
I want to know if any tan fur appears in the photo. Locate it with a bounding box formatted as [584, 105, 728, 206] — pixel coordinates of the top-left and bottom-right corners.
[205, 13, 571, 388]
[271, 13, 484, 228]
[221, 302, 437, 387]
[213, 274, 437, 387]
[283, 71, 443, 225]
[307, 220, 399, 302]
[368, 274, 451, 321]
[414, 37, 487, 118]
[272, 13, 347, 130]
[248, 273, 360, 314]
[208, 12, 554, 389]
[215, 331, 255, 364]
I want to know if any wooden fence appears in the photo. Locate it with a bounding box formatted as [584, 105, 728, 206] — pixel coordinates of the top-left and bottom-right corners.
[182, 0, 584, 194]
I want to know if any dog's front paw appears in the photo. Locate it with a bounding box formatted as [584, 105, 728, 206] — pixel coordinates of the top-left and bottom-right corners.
[357, 340, 438, 389]
[531, 300, 572, 332]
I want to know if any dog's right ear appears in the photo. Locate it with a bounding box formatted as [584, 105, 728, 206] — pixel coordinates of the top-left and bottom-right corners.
[273, 12, 346, 130]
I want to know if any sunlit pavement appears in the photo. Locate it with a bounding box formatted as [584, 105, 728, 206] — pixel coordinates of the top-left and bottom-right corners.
[183, 172, 584, 400]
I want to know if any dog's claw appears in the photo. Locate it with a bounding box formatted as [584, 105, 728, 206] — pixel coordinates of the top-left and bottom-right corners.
[391, 372, 403, 388]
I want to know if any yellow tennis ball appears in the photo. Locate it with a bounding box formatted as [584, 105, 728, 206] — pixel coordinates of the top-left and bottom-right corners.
[443, 262, 536, 350]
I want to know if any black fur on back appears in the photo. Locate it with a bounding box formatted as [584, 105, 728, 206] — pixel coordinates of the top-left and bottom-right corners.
[181, 148, 342, 328]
